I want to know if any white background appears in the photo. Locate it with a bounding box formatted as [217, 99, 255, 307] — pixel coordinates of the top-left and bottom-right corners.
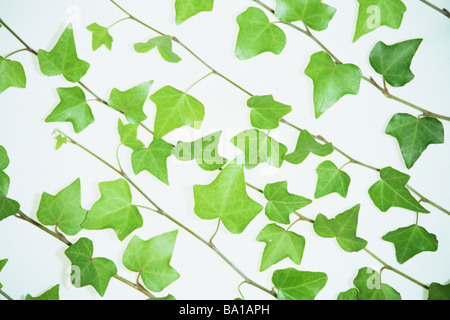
[0, 0, 449, 300]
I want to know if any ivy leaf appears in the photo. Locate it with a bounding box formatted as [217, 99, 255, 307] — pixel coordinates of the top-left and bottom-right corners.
[38, 24, 90, 82]
[351, 267, 401, 300]
[264, 181, 312, 224]
[235, 7, 286, 60]
[337, 288, 359, 300]
[305, 52, 362, 118]
[0, 145, 9, 171]
[0, 198, 20, 222]
[313, 204, 368, 252]
[87, 23, 113, 51]
[315, 161, 351, 199]
[0, 56, 26, 94]
[108, 81, 153, 124]
[64, 238, 117, 297]
[272, 268, 328, 300]
[284, 130, 333, 164]
[385, 113, 444, 169]
[368, 167, 429, 213]
[257, 224, 305, 271]
[45, 87, 94, 133]
[122, 231, 180, 292]
[134, 36, 181, 63]
[382, 225, 438, 264]
[150, 86, 205, 138]
[193, 162, 263, 234]
[428, 283, 450, 300]
[174, 0, 214, 25]
[274, 0, 336, 31]
[247, 95, 292, 130]
[118, 119, 145, 150]
[149, 294, 177, 300]
[36, 178, 88, 236]
[0, 259, 7, 290]
[353, 0, 406, 42]
[173, 131, 227, 171]
[25, 285, 60, 300]
[54, 134, 68, 150]
[82, 179, 143, 241]
[231, 129, 288, 169]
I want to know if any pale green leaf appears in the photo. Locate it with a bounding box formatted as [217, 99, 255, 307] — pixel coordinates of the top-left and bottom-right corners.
[315, 161, 351, 199]
[87, 23, 113, 51]
[428, 283, 450, 300]
[134, 36, 181, 63]
[247, 95, 292, 130]
[0, 198, 20, 222]
[174, 0, 214, 25]
[0, 56, 26, 94]
[284, 130, 333, 164]
[118, 119, 145, 150]
[351, 267, 401, 300]
[26, 285, 60, 300]
[272, 268, 327, 300]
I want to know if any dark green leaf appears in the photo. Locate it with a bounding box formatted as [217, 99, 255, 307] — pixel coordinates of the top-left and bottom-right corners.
[174, 0, 214, 25]
[0, 56, 26, 94]
[0, 198, 20, 222]
[87, 23, 113, 51]
[247, 95, 291, 130]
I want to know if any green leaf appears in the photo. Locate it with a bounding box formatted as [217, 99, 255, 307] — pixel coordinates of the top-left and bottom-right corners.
[382, 225, 438, 264]
[274, 0, 336, 31]
[82, 179, 143, 241]
[428, 283, 450, 300]
[54, 134, 68, 150]
[173, 131, 227, 171]
[247, 95, 292, 130]
[385, 113, 444, 169]
[38, 24, 90, 82]
[64, 238, 117, 297]
[0, 259, 7, 290]
[118, 119, 145, 150]
[337, 288, 359, 300]
[45, 86, 94, 133]
[313, 204, 367, 252]
[193, 162, 263, 234]
[108, 81, 153, 124]
[231, 129, 288, 169]
[368, 167, 429, 213]
[315, 161, 351, 199]
[131, 138, 173, 185]
[25, 285, 60, 300]
[149, 294, 177, 300]
[264, 181, 312, 224]
[150, 85, 205, 138]
[36, 178, 87, 236]
[0, 145, 9, 171]
[0, 171, 9, 197]
[351, 267, 401, 300]
[257, 224, 305, 271]
[0, 198, 20, 222]
[0, 56, 26, 94]
[174, 0, 214, 25]
[284, 130, 333, 164]
[235, 7, 286, 60]
[134, 36, 181, 63]
[87, 23, 113, 51]
[272, 268, 327, 300]
[305, 52, 362, 118]
[123, 231, 180, 292]
[370, 39, 422, 87]
[353, 0, 406, 42]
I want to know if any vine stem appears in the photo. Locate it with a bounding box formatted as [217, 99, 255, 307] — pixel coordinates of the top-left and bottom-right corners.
[57, 130, 277, 299]
[0, 289, 13, 300]
[3, 48, 29, 59]
[419, 0, 450, 19]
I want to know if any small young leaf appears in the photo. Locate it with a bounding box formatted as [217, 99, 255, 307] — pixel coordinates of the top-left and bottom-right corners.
[382, 225, 438, 264]
[174, 0, 214, 25]
[385, 113, 444, 169]
[64, 238, 117, 297]
[36, 178, 88, 236]
[235, 7, 286, 60]
[231, 129, 288, 169]
[108, 81, 153, 124]
[122, 231, 180, 292]
[82, 179, 143, 241]
[173, 131, 227, 171]
[25, 285, 60, 300]
[87, 23, 113, 51]
[313, 204, 368, 252]
[131, 138, 174, 185]
[0, 56, 26, 94]
[257, 224, 305, 271]
[353, 0, 406, 42]
[45, 86, 94, 133]
[134, 36, 181, 63]
[247, 95, 292, 130]
[351, 267, 401, 300]
[305, 52, 362, 118]
[193, 162, 263, 234]
[315, 161, 351, 199]
[150, 86, 205, 138]
[0, 198, 20, 222]
[284, 130, 333, 164]
[274, 0, 336, 31]
[368, 167, 429, 213]
[54, 134, 68, 150]
[117, 119, 145, 150]
[38, 24, 90, 82]
[428, 283, 450, 300]
[337, 288, 359, 300]
[264, 181, 312, 224]
[272, 268, 328, 300]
